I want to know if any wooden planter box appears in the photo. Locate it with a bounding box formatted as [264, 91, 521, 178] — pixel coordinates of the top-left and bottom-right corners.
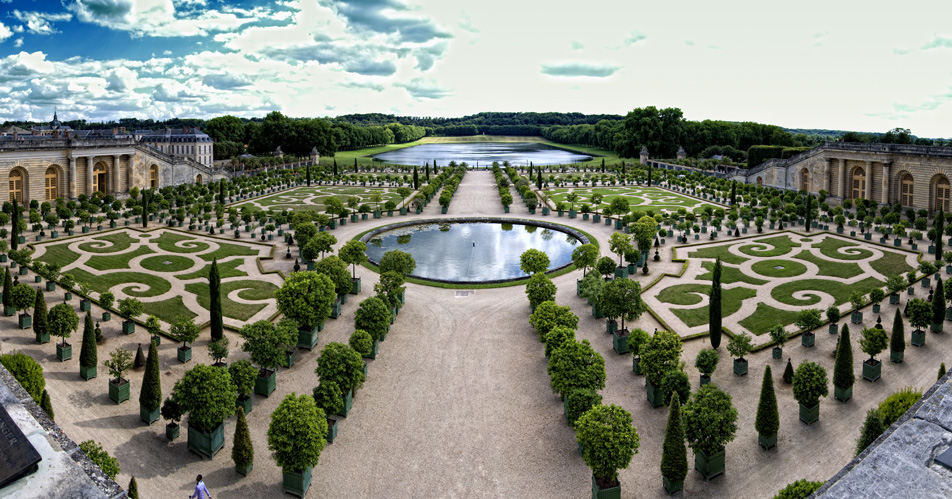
[79, 365, 96, 380]
[187, 422, 225, 459]
[891, 350, 904, 363]
[236, 395, 252, 415]
[282, 467, 313, 498]
[912, 330, 926, 347]
[349, 277, 361, 295]
[799, 402, 820, 424]
[802, 332, 815, 348]
[834, 384, 852, 402]
[254, 369, 276, 397]
[863, 359, 882, 382]
[122, 320, 135, 335]
[694, 448, 725, 480]
[612, 329, 629, 354]
[19, 313, 32, 330]
[140, 403, 160, 425]
[109, 378, 130, 404]
[325, 418, 338, 444]
[177, 346, 192, 363]
[758, 432, 777, 450]
[336, 389, 354, 418]
[632, 356, 641, 375]
[772, 347, 782, 359]
[591, 475, 621, 499]
[56, 343, 71, 361]
[646, 380, 666, 408]
[166, 422, 179, 441]
[297, 325, 320, 351]
[733, 358, 748, 375]
[34, 330, 49, 344]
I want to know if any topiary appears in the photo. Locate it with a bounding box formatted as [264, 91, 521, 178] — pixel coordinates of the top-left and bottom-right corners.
[660, 396, 687, 484]
[640, 330, 683, 387]
[354, 297, 391, 343]
[854, 408, 885, 457]
[859, 327, 888, 363]
[312, 381, 345, 416]
[940, 362, 947, 381]
[315, 342, 366, 394]
[574, 404, 640, 485]
[348, 330, 373, 357]
[833, 324, 854, 389]
[773, 479, 824, 499]
[695, 349, 719, 377]
[878, 387, 922, 427]
[792, 361, 829, 408]
[543, 326, 576, 359]
[683, 384, 738, 457]
[660, 370, 691, 405]
[40, 389, 54, 421]
[890, 308, 905, 356]
[565, 387, 602, 428]
[529, 301, 578, 342]
[139, 341, 161, 412]
[547, 339, 606, 395]
[525, 272, 557, 309]
[79, 312, 96, 370]
[232, 404, 254, 470]
[78, 440, 119, 480]
[133, 344, 145, 369]
[229, 360, 257, 399]
[267, 393, 328, 472]
[128, 476, 139, 499]
[0, 351, 44, 403]
[755, 366, 779, 438]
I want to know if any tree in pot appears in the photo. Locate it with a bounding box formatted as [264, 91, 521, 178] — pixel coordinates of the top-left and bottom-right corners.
[229, 360, 258, 415]
[755, 365, 780, 450]
[170, 364, 237, 458]
[315, 342, 365, 417]
[240, 319, 296, 397]
[571, 244, 600, 291]
[374, 270, 406, 314]
[377, 249, 416, 278]
[908, 298, 931, 346]
[709, 257, 723, 349]
[795, 308, 823, 347]
[268, 393, 328, 497]
[1, 267, 13, 316]
[640, 330, 683, 408]
[48, 303, 78, 362]
[608, 232, 633, 278]
[769, 324, 789, 359]
[312, 381, 345, 443]
[695, 349, 719, 385]
[11, 283, 35, 330]
[598, 278, 644, 354]
[313, 256, 351, 308]
[103, 347, 133, 405]
[933, 276, 946, 333]
[168, 316, 200, 363]
[885, 274, 905, 304]
[833, 325, 855, 401]
[99, 291, 114, 321]
[628, 328, 650, 375]
[660, 370, 691, 406]
[683, 384, 738, 480]
[339, 240, 368, 295]
[78, 312, 97, 380]
[547, 339, 606, 398]
[869, 288, 885, 314]
[32, 286, 48, 343]
[574, 404, 640, 498]
[727, 332, 752, 376]
[859, 326, 888, 382]
[144, 315, 162, 346]
[275, 271, 336, 350]
[117, 297, 143, 334]
[889, 308, 905, 362]
[826, 305, 841, 334]
[354, 296, 391, 344]
[565, 387, 602, 428]
[660, 396, 687, 493]
[792, 361, 829, 425]
[208, 338, 229, 367]
[232, 405, 254, 476]
[349, 329, 375, 360]
[139, 340, 161, 424]
[525, 272, 557, 311]
[519, 248, 551, 276]
[595, 256, 616, 280]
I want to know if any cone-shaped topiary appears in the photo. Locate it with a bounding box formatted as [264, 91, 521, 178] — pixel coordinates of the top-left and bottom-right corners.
[660, 395, 687, 485]
[1, 267, 11, 310]
[33, 287, 48, 337]
[940, 363, 947, 381]
[127, 477, 139, 499]
[783, 358, 794, 384]
[709, 257, 722, 349]
[890, 309, 905, 356]
[139, 340, 161, 412]
[133, 344, 145, 369]
[755, 365, 779, 440]
[209, 258, 223, 341]
[833, 325, 854, 390]
[232, 405, 254, 472]
[79, 312, 97, 370]
[40, 389, 54, 421]
[855, 408, 884, 456]
[933, 276, 946, 328]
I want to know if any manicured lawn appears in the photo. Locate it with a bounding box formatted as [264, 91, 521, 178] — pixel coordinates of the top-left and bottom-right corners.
[546, 186, 717, 214]
[688, 244, 748, 265]
[38, 243, 80, 268]
[793, 250, 864, 278]
[869, 250, 915, 276]
[140, 255, 197, 273]
[178, 259, 247, 280]
[155, 232, 212, 253]
[670, 286, 758, 328]
[750, 259, 808, 278]
[77, 231, 138, 253]
[697, 261, 768, 286]
[145, 296, 198, 325]
[815, 238, 873, 260]
[67, 268, 172, 298]
[186, 279, 277, 321]
[738, 303, 801, 335]
[771, 277, 884, 306]
[737, 235, 800, 257]
[86, 246, 153, 271]
[657, 283, 709, 306]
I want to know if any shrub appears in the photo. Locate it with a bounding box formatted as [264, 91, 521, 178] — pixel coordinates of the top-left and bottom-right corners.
[275, 271, 336, 330]
[543, 326, 575, 358]
[855, 408, 885, 457]
[378, 249, 416, 277]
[315, 342, 365, 394]
[170, 364, 237, 433]
[128, 477, 139, 499]
[727, 331, 752, 360]
[240, 319, 297, 372]
[79, 440, 120, 480]
[565, 387, 602, 427]
[683, 384, 738, 456]
[232, 406, 254, 470]
[694, 349, 719, 376]
[312, 381, 345, 416]
[640, 330, 683, 386]
[660, 370, 691, 405]
[792, 361, 829, 408]
[117, 297, 143, 319]
[229, 360, 257, 399]
[773, 479, 824, 499]
[0, 351, 45, 403]
[833, 324, 854, 389]
[313, 256, 351, 296]
[519, 248, 550, 275]
[628, 328, 650, 357]
[825, 305, 840, 324]
[859, 327, 888, 362]
[574, 404, 640, 482]
[794, 308, 823, 332]
[660, 396, 687, 484]
[755, 366, 779, 438]
[529, 301, 578, 342]
[769, 324, 789, 348]
[348, 330, 374, 357]
[267, 393, 328, 472]
[39, 389, 54, 421]
[525, 272, 557, 309]
[139, 341, 161, 412]
[547, 339, 605, 395]
[878, 387, 922, 426]
[354, 297, 391, 343]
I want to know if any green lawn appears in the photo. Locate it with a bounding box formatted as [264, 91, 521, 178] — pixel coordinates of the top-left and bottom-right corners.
[815, 238, 873, 260]
[178, 259, 247, 280]
[141, 255, 197, 273]
[86, 246, 152, 271]
[750, 259, 808, 278]
[737, 235, 801, 257]
[546, 186, 717, 214]
[67, 268, 172, 298]
[186, 280, 277, 321]
[688, 244, 748, 265]
[39, 243, 80, 268]
[869, 250, 915, 277]
[144, 296, 197, 325]
[245, 186, 405, 212]
[155, 232, 212, 253]
[670, 286, 758, 328]
[793, 250, 864, 278]
[738, 303, 801, 335]
[772, 277, 884, 306]
[77, 231, 138, 253]
[697, 261, 768, 286]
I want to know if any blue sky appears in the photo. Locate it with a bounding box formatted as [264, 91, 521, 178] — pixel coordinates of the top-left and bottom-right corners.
[1, 1, 952, 137]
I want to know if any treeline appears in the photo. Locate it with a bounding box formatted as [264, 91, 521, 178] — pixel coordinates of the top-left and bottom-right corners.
[331, 111, 622, 128]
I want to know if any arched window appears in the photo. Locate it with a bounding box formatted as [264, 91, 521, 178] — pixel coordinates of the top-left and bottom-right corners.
[901, 174, 914, 208]
[45, 167, 58, 200]
[93, 163, 107, 194]
[851, 167, 866, 200]
[936, 177, 951, 212]
[8, 170, 23, 203]
[149, 165, 158, 188]
[756, 177, 763, 187]
[801, 168, 810, 191]
[196, 174, 203, 185]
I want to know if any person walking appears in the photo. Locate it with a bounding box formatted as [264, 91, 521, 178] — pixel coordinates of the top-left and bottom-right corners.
[189, 474, 212, 499]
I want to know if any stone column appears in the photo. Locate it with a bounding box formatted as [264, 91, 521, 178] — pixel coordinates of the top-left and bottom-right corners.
[86, 158, 94, 196]
[68, 156, 77, 199]
[113, 155, 121, 194]
[881, 163, 890, 205]
[865, 161, 873, 201]
[838, 158, 847, 198]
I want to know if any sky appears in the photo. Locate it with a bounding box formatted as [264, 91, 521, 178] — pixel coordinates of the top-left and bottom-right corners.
[2, 0, 952, 137]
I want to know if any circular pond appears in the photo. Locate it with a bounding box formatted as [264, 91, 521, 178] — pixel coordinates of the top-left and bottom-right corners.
[361, 219, 587, 283]
[370, 142, 592, 167]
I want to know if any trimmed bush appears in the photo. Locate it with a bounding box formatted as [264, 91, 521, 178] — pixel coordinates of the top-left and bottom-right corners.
[833, 325, 854, 390]
[660, 370, 690, 405]
[773, 479, 824, 499]
[232, 405, 254, 471]
[39, 389, 54, 421]
[78, 440, 119, 480]
[755, 366, 779, 438]
[574, 404, 640, 484]
[565, 387, 602, 428]
[660, 396, 687, 484]
[0, 351, 44, 402]
[878, 387, 922, 427]
[683, 384, 738, 456]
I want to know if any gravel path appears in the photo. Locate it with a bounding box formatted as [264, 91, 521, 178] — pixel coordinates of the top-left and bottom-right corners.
[6, 170, 950, 499]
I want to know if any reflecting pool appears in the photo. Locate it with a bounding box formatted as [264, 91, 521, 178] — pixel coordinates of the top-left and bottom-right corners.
[370, 142, 592, 167]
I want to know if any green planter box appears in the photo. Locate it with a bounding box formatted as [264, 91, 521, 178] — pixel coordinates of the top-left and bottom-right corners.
[297, 325, 320, 351]
[326, 418, 338, 444]
[336, 389, 354, 418]
[34, 330, 49, 344]
[122, 320, 135, 335]
[799, 402, 820, 425]
[33, 275, 41, 283]
[890, 293, 900, 305]
[18, 266, 27, 276]
[330, 299, 342, 319]
[891, 350, 904, 363]
[932, 323, 943, 333]
[237, 395, 252, 415]
[363, 340, 379, 360]
[79, 365, 96, 381]
[236, 462, 253, 477]
[862, 359, 882, 382]
[19, 313, 32, 330]
[829, 323, 838, 334]
[56, 343, 72, 361]
[801, 332, 815, 348]
[613, 266, 628, 279]
[591, 475, 620, 499]
[694, 448, 725, 480]
[592, 304, 604, 319]
[912, 330, 926, 347]
[350, 277, 361, 295]
[282, 467, 313, 498]
[612, 329, 629, 354]
[772, 347, 782, 359]
[109, 378, 130, 404]
[700, 374, 711, 386]
[733, 358, 748, 375]
[166, 423, 180, 441]
[140, 404, 160, 425]
[851, 311, 863, 325]
[3, 305, 13, 317]
[834, 384, 852, 402]
[177, 346, 192, 363]
[663, 476, 683, 494]
[79, 299, 91, 312]
[187, 422, 225, 459]
[632, 356, 641, 375]
[285, 350, 295, 368]
[254, 369, 276, 397]
[606, 319, 617, 335]
[646, 380, 666, 408]
[758, 432, 777, 450]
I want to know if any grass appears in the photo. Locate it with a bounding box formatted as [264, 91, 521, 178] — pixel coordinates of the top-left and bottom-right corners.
[815, 238, 873, 261]
[739, 303, 801, 335]
[737, 235, 800, 257]
[67, 268, 172, 298]
[771, 277, 884, 306]
[186, 279, 277, 321]
[86, 246, 152, 271]
[243, 186, 406, 212]
[793, 250, 864, 278]
[697, 261, 768, 286]
[545, 186, 717, 214]
[869, 250, 915, 276]
[657, 283, 708, 306]
[140, 255, 197, 273]
[688, 244, 748, 265]
[670, 286, 758, 328]
[38, 243, 80, 268]
[77, 232, 138, 253]
[199, 242, 260, 261]
[178, 259, 247, 280]
[144, 296, 197, 325]
[750, 259, 808, 278]
[155, 232, 211, 253]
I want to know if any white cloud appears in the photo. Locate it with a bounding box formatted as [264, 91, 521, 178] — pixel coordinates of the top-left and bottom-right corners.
[14, 38, 23, 48]
[65, 0, 264, 38]
[0, 22, 12, 42]
[12, 10, 73, 35]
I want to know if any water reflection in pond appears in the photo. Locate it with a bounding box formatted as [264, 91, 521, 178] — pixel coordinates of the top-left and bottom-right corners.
[371, 142, 592, 167]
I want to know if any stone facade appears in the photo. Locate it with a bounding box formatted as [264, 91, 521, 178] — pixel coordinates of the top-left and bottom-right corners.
[137, 127, 214, 168]
[0, 136, 226, 203]
[735, 143, 952, 211]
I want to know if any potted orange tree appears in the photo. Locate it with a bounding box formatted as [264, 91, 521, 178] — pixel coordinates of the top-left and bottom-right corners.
[268, 393, 328, 497]
[574, 404, 640, 499]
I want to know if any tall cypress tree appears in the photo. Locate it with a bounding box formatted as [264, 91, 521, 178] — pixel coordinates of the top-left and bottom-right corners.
[890, 307, 905, 361]
[40, 389, 54, 421]
[33, 287, 48, 340]
[600, 158, 605, 172]
[833, 324, 854, 395]
[933, 276, 945, 331]
[140, 191, 150, 228]
[935, 207, 945, 264]
[128, 477, 139, 499]
[425, 164, 430, 181]
[232, 404, 254, 471]
[209, 258, 223, 341]
[783, 358, 794, 384]
[660, 395, 687, 489]
[730, 181, 737, 206]
[528, 164, 533, 178]
[306, 164, 311, 186]
[805, 194, 814, 232]
[79, 312, 96, 374]
[755, 365, 779, 446]
[647, 164, 652, 187]
[537, 170, 542, 189]
[709, 257, 723, 348]
[218, 179, 226, 205]
[333, 159, 338, 176]
[413, 167, 419, 190]
[939, 362, 947, 381]
[354, 158, 358, 173]
[2, 268, 13, 315]
[10, 197, 18, 251]
[139, 340, 161, 416]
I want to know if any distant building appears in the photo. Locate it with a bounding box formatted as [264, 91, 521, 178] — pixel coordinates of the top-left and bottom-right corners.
[137, 126, 214, 168]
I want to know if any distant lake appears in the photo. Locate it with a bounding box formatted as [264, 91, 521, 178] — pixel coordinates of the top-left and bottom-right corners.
[370, 142, 592, 167]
